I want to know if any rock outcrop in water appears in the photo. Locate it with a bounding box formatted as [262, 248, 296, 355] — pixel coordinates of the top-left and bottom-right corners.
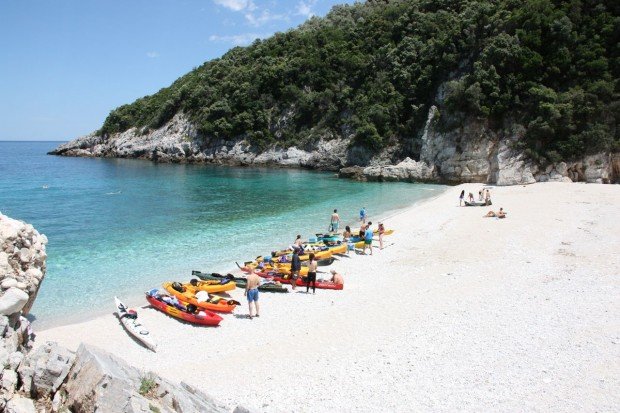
[0, 213, 248, 412]
[50, 109, 618, 185]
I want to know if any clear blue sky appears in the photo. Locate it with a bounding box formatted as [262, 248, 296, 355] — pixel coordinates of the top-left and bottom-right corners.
[0, 0, 356, 141]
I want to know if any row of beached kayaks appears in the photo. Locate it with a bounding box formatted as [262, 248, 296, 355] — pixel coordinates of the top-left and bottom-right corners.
[115, 227, 394, 351]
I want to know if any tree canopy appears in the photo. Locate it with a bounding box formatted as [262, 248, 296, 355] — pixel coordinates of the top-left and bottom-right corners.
[99, 0, 619, 163]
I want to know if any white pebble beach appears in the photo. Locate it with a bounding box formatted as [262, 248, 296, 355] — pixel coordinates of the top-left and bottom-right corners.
[36, 182, 620, 412]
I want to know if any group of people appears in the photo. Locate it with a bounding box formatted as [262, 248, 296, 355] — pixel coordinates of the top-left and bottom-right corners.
[459, 187, 507, 219]
[243, 206, 382, 319]
[459, 188, 492, 206]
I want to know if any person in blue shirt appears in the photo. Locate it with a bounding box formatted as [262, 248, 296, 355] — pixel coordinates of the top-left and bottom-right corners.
[359, 207, 367, 224]
[363, 221, 373, 255]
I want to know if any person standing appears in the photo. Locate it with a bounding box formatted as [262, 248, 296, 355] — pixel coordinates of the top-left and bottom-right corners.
[378, 222, 385, 250]
[244, 271, 261, 319]
[343, 225, 353, 255]
[306, 253, 318, 294]
[459, 190, 465, 206]
[329, 209, 340, 233]
[359, 207, 367, 224]
[290, 248, 301, 291]
[363, 222, 373, 255]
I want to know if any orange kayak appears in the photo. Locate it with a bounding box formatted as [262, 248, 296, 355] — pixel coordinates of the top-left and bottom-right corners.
[163, 282, 238, 313]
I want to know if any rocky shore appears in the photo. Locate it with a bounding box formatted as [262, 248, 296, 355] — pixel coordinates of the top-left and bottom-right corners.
[0, 212, 246, 413]
[49, 108, 619, 185]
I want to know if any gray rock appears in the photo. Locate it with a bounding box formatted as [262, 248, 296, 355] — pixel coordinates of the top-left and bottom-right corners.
[19, 248, 31, 263]
[0, 315, 8, 336]
[5, 395, 36, 413]
[0, 288, 29, 316]
[1, 278, 18, 290]
[8, 351, 24, 370]
[19, 341, 75, 398]
[0, 346, 9, 368]
[1, 368, 18, 395]
[62, 343, 228, 413]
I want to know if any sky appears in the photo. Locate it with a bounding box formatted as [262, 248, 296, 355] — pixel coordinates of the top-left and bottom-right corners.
[0, 0, 356, 141]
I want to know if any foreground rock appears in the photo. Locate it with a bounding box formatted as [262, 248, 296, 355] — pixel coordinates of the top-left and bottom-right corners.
[59, 343, 229, 413]
[0, 213, 241, 412]
[0, 213, 48, 315]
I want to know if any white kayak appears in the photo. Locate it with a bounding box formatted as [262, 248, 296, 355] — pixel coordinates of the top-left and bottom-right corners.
[114, 297, 157, 352]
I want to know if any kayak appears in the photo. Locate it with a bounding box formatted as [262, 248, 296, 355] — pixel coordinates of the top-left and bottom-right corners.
[271, 248, 333, 262]
[114, 297, 157, 352]
[241, 261, 309, 276]
[191, 271, 289, 293]
[256, 272, 343, 290]
[465, 200, 490, 206]
[304, 242, 347, 255]
[145, 290, 222, 326]
[163, 282, 238, 313]
[184, 279, 236, 293]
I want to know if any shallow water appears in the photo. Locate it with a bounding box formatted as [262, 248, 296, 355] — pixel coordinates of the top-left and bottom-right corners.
[0, 141, 446, 327]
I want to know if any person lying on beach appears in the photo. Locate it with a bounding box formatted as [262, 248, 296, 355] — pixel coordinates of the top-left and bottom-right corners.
[330, 270, 344, 285]
[483, 208, 506, 218]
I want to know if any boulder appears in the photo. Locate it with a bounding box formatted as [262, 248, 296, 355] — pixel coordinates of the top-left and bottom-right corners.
[1, 368, 18, 395]
[2, 278, 18, 290]
[61, 343, 228, 413]
[0, 288, 29, 316]
[8, 351, 24, 370]
[4, 395, 36, 413]
[18, 341, 75, 398]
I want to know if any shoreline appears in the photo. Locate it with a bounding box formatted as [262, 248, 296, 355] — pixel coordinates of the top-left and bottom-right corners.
[35, 182, 620, 411]
[34, 184, 447, 331]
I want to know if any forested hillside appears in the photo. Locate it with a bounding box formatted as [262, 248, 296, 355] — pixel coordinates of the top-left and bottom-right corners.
[99, 0, 619, 164]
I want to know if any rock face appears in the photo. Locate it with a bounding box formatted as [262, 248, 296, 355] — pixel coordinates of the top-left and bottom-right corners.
[49, 110, 618, 185]
[50, 113, 354, 171]
[0, 213, 48, 315]
[0, 213, 238, 412]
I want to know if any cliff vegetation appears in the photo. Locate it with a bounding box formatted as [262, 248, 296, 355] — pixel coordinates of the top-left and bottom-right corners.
[99, 0, 619, 165]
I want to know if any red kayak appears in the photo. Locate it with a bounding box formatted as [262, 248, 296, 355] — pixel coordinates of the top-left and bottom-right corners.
[146, 292, 223, 326]
[255, 271, 343, 290]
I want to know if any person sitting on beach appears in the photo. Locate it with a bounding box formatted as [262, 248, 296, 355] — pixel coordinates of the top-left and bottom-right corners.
[330, 269, 344, 285]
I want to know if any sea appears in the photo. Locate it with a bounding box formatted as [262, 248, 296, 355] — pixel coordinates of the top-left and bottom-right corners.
[0, 141, 446, 328]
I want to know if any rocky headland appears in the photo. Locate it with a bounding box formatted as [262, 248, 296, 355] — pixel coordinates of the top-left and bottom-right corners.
[49, 107, 619, 186]
[0, 212, 247, 413]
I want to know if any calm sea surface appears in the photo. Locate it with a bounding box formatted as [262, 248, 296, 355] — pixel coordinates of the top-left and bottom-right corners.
[0, 141, 445, 327]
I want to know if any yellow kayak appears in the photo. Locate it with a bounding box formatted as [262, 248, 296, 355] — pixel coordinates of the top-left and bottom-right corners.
[183, 279, 236, 293]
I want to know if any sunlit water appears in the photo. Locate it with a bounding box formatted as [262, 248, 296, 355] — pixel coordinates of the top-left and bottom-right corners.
[0, 141, 446, 327]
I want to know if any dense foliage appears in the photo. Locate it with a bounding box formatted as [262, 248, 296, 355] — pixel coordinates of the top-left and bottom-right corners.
[100, 0, 619, 162]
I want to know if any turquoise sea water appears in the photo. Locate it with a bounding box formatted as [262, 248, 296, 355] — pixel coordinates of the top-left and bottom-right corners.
[0, 141, 445, 327]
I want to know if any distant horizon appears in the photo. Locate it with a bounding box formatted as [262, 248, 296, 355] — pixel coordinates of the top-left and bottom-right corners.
[0, 0, 356, 141]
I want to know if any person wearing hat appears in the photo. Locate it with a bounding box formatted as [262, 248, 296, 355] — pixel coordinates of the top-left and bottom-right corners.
[330, 269, 344, 285]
